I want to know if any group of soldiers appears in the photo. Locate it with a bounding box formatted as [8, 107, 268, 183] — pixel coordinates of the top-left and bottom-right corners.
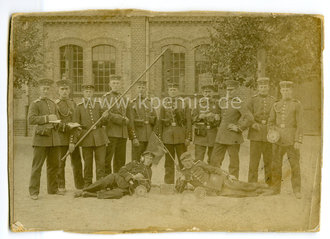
[27, 74, 303, 200]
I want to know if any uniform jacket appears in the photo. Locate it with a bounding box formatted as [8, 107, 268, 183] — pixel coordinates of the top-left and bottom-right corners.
[246, 94, 276, 142]
[128, 96, 157, 142]
[102, 91, 130, 139]
[55, 98, 76, 146]
[157, 97, 192, 144]
[118, 161, 152, 191]
[72, 98, 109, 147]
[28, 97, 61, 147]
[215, 97, 253, 145]
[192, 97, 220, 147]
[181, 160, 224, 188]
[268, 98, 303, 146]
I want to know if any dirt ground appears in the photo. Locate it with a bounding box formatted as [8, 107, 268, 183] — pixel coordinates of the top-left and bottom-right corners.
[10, 135, 321, 232]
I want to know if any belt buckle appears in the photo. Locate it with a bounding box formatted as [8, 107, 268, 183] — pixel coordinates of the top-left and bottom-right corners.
[206, 125, 210, 129]
[261, 120, 266, 125]
[280, 124, 285, 128]
[171, 122, 177, 127]
[92, 126, 96, 130]
[144, 121, 149, 125]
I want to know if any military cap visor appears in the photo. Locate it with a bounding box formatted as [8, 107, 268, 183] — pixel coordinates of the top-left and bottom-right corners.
[257, 77, 270, 85]
[81, 84, 95, 90]
[38, 78, 54, 86]
[201, 84, 216, 91]
[279, 81, 294, 89]
[224, 80, 239, 89]
[109, 75, 122, 81]
[56, 80, 71, 87]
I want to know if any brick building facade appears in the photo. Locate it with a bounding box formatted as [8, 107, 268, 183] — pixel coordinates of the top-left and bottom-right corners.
[13, 12, 321, 136]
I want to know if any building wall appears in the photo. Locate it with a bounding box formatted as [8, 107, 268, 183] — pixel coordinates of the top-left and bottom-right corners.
[13, 16, 321, 136]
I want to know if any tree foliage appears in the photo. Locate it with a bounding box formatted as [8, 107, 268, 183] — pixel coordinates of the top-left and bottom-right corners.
[12, 19, 44, 89]
[206, 15, 322, 88]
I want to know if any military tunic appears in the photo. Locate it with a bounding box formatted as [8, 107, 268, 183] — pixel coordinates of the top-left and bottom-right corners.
[72, 98, 109, 186]
[28, 97, 61, 196]
[246, 94, 276, 185]
[55, 98, 84, 189]
[210, 97, 253, 179]
[192, 97, 220, 163]
[102, 91, 130, 174]
[268, 98, 303, 194]
[128, 96, 158, 161]
[157, 97, 192, 184]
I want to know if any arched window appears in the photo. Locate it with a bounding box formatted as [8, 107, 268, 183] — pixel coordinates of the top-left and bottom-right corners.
[162, 45, 186, 93]
[60, 44, 83, 92]
[92, 45, 116, 92]
[195, 44, 211, 93]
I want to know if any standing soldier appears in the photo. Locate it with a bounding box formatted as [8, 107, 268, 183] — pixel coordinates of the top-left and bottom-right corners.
[157, 82, 192, 184]
[128, 80, 158, 161]
[71, 84, 109, 188]
[268, 81, 303, 199]
[210, 80, 252, 179]
[246, 77, 276, 185]
[55, 78, 84, 192]
[103, 75, 130, 173]
[28, 78, 61, 200]
[192, 83, 220, 163]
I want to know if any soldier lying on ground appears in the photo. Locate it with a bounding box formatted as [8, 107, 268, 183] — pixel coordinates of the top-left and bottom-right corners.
[175, 152, 273, 197]
[74, 151, 154, 199]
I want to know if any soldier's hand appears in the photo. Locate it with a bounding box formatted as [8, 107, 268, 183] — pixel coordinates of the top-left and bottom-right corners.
[102, 111, 109, 118]
[132, 138, 140, 147]
[185, 139, 191, 147]
[252, 123, 261, 131]
[68, 143, 75, 153]
[227, 124, 240, 132]
[48, 114, 58, 122]
[133, 173, 145, 180]
[294, 142, 301, 150]
[124, 117, 129, 125]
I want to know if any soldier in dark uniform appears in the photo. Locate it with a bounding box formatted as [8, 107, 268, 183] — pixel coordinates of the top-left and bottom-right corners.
[246, 77, 276, 185]
[102, 75, 130, 173]
[74, 151, 154, 199]
[128, 80, 158, 161]
[157, 82, 192, 184]
[28, 79, 62, 200]
[176, 152, 272, 197]
[55, 79, 84, 192]
[192, 83, 220, 163]
[71, 84, 109, 187]
[268, 81, 303, 199]
[210, 80, 253, 179]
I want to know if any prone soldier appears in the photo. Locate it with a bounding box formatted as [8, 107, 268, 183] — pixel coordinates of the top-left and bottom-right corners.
[246, 77, 276, 185]
[55, 78, 84, 191]
[102, 75, 130, 173]
[157, 81, 192, 184]
[74, 151, 154, 199]
[28, 79, 62, 200]
[268, 81, 303, 199]
[176, 152, 272, 197]
[192, 83, 220, 163]
[128, 80, 158, 161]
[71, 84, 109, 188]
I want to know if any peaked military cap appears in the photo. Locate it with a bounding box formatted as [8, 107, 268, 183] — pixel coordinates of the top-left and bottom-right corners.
[279, 81, 294, 89]
[109, 75, 122, 81]
[81, 84, 95, 90]
[224, 79, 239, 89]
[56, 79, 71, 87]
[38, 78, 54, 86]
[257, 77, 270, 86]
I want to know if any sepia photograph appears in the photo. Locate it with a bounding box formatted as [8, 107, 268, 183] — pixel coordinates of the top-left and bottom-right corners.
[7, 8, 323, 233]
